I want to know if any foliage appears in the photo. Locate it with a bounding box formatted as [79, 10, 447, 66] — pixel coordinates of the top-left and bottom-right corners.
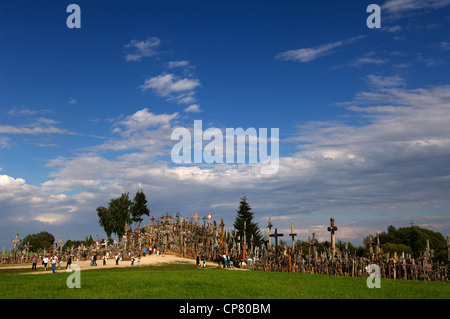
[233, 194, 263, 248]
[18, 231, 55, 252]
[130, 189, 150, 228]
[366, 225, 447, 261]
[97, 192, 134, 241]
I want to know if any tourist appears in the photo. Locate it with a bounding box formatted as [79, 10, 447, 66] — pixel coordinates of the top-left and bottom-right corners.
[102, 255, 106, 265]
[143, 248, 146, 257]
[43, 256, 48, 271]
[137, 254, 141, 266]
[201, 254, 206, 268]
[115, 254, 119, 265]
[93, 254, 97, 266]
[196, 255, 200, 268]
[32, 256, 37, 270]
[131, 256, 135, 266]
[51, 255, 57, 273]
[66, 255, 72, 269]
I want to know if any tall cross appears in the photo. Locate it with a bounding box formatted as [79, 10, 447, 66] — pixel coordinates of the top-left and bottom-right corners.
[59, 238, 65, 255]
[327, 217, 338, 257]
[220, 219, 225, 250]
[267, 217, 273, 248]
[269, 228, 283, 256]
[194, 213, 199, 224]
[24, 242, 32, 257]
[11, 233, 21, 262]
[289, 223, 297, 254]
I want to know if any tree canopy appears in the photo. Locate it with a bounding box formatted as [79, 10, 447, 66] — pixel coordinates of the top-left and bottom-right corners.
[19, 231, 55, 252]
[97, 191, 150, 241]
[233, 194, 263, 248]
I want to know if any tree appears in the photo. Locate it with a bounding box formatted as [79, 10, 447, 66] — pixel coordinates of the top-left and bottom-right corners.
[233, 195, 263, 248]
[19, 231, 55, 252]
[130, 190, 150, 229]
[97, 192, 133, 241]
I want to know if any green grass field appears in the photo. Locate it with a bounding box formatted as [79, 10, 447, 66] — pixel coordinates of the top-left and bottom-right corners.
[0, 262, 448, 299]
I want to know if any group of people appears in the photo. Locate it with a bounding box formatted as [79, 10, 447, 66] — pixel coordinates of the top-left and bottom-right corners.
[218, 253, 234, 269]
[31, 255, 62, 273]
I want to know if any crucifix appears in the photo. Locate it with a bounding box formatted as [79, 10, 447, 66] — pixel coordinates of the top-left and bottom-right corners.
[11, 234, 21, 262]
[289, 223, 297, 254]
[263, 230, 269, 251]
[327, 217, 338, 257]
[59, 238, 65, 256]
[267, 217, 273, 249]
[269, 228, 283, 257]
[194, 213, 199, 224]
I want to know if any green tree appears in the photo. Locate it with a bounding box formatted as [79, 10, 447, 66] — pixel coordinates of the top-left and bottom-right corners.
[97, 193, 133, 241]
[19, 231, 55, 252]
[233, 195, 263, 248]
[130, 190, 150, 229]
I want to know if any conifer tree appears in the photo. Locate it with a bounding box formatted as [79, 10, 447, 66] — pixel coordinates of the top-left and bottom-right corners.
[233, 194, 263, 248]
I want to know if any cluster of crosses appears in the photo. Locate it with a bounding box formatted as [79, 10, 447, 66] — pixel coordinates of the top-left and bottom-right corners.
[2, 216, 450, 282]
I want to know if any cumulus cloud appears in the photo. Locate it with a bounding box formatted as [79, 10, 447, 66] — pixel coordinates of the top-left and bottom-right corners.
[2, 83, 450, 247]
[140, 73, 201, 104]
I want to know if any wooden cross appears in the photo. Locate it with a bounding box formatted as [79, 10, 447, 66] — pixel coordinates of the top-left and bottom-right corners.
[11, 233, 21, 262]
[327, 217, 338, 257]
[220, 219, 225, 250]
[263, 230, 269, 250]
[194, 213, 199, 224]
[267, 217, 273, 249]
[23, 242, 32, 257]
[269, 228, 283, 256]
[150, 216, 155, 224]
[289, 223, 297, 254]
[59, 238, 65, 255]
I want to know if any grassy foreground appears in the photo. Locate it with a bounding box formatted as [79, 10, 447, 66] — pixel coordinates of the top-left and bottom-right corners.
[0, 262, 448, 299]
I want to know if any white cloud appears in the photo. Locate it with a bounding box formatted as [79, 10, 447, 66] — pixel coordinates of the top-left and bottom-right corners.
[0, 124, 74, 135]
[167, 60, 190, 68]
[140, 73, 201, 104]
[275, 36, 365, 63]
[367, 74, 405, 88]
[68, 97, 77, 105]
[124, 37, 161, 62]
[184, 104, 201, 113]
[383, 0, 450, 13]
[118, 108, 179, 131]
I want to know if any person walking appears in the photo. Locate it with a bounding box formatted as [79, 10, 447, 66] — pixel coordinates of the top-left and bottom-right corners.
[115, 254, 119, 265]
[51, 255, 57, 273]
[66, 255, 72, 269]
[43, 256, 48, 271]
[32, 256, 37, 270]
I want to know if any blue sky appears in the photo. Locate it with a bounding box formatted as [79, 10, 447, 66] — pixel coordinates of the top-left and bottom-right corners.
[1, 0, 450, 249]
